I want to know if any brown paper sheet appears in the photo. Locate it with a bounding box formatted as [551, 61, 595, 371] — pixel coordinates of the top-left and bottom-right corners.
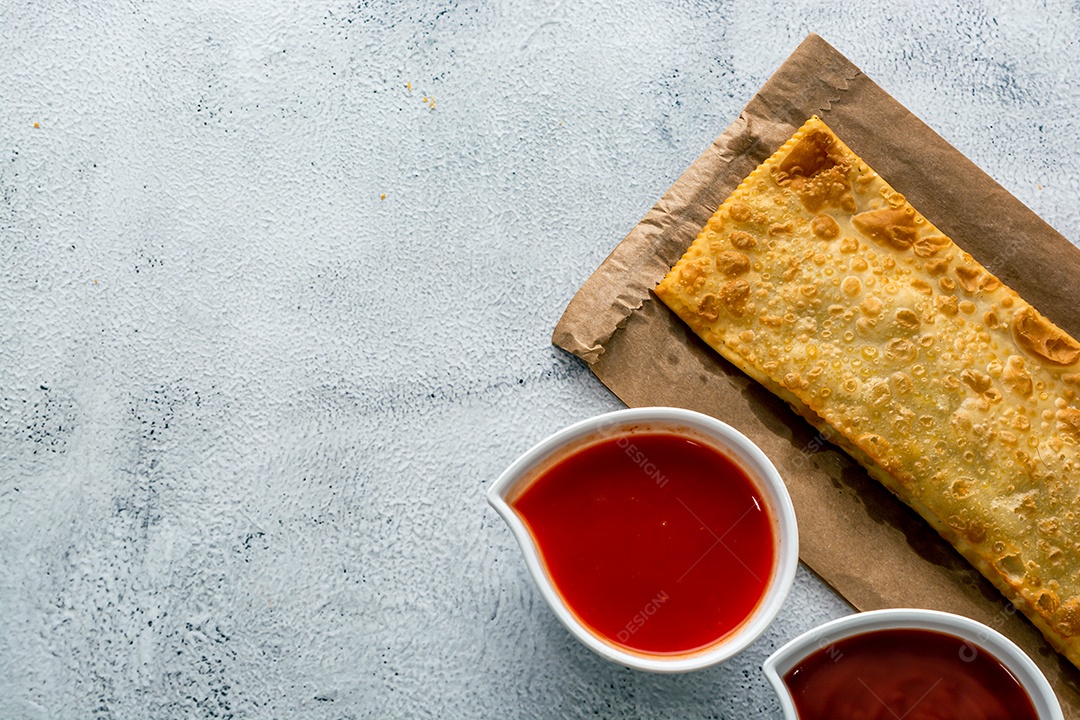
[553, 34, 1080, 714]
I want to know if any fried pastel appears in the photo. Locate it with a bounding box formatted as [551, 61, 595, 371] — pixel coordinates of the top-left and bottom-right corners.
[656, 116, 1080, 668]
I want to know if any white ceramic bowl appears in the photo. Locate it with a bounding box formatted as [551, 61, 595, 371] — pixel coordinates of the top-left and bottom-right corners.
[487, 406, 799, 673]
[763, 608, 1063, 719]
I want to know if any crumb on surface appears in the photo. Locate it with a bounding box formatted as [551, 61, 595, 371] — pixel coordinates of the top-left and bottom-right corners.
[33, 122, 40, 128]
[380, 193, 386, 201]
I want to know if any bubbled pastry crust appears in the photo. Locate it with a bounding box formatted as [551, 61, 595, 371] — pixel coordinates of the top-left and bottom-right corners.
[655, 116, 1080, 670]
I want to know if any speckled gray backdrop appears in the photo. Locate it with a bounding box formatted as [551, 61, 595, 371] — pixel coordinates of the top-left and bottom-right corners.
[1, 1, 1077, 718]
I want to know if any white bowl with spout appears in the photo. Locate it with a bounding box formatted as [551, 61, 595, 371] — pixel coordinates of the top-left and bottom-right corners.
[487, 406, 799, 673]
[763, 608, 1063, 719]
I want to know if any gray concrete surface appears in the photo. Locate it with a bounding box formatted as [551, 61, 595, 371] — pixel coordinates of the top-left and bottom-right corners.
[1, 1, 1077, 717]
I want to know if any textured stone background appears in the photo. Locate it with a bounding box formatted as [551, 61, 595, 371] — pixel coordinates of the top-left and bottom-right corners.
[1, 1, 1078, 717]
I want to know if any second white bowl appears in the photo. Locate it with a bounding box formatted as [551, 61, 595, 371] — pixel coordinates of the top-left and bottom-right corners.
[763, 608, 1063, 719]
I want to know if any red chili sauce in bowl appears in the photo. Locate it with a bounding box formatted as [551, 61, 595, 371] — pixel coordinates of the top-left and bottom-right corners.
[783, 628, 1038, 720]
[510, 432, 776, 655]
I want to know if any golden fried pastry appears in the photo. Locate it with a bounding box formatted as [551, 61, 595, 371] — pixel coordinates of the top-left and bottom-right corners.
[655, 116, 1080, 668]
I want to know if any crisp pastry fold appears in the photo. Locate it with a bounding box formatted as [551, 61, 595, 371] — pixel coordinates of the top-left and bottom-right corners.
[655, 116, 1080, 668]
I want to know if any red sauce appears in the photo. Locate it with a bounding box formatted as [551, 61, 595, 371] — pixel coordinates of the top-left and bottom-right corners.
[511, 432, 775, 655]
[783, 628, 1038, 720]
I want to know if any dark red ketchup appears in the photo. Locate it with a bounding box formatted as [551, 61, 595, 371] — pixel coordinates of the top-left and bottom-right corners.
[511, 432, 775, 655]
[783, 628, 1038, 720]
